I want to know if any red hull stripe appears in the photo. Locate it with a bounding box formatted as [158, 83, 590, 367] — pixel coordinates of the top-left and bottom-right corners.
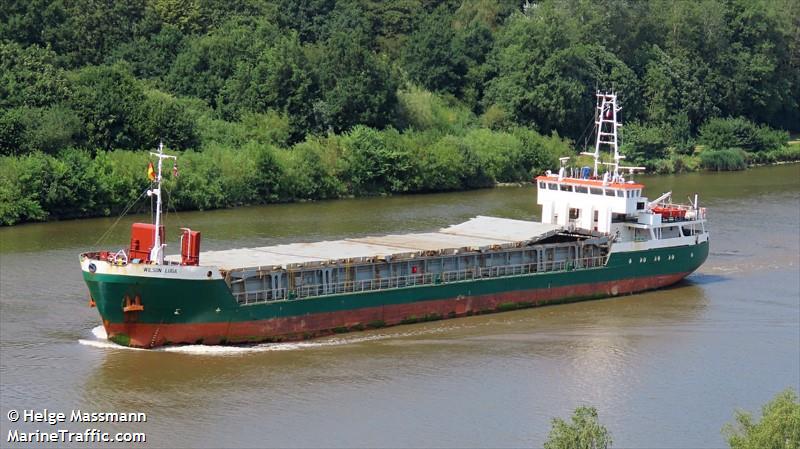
[107, 272, 690, 347]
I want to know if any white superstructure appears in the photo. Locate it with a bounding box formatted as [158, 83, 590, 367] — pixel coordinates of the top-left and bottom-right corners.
[536, 91, 708, 252]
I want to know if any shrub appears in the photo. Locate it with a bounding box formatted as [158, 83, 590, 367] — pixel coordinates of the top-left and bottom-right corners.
[0, 155, 48, 224]
[699, 148, 747, 171]
[511, 127, 571, 177]
[340, 125, 412, 194]
[480, 104, 513, 130]
[90, 149, 151, 216]
[135, 89, 200, 151]
[620, 122, 669, 165]
[396, 86, 475, 134]
[748, 146, 800, 164]
[414, 135, 470, 191]
[699, 117, 788, 152]
[0, 106, 81, 156]
[462, 128, 525, 182]
[723, 388, 800, 449]
[544, 406, 612, 449]
[277, 137, 344, 200]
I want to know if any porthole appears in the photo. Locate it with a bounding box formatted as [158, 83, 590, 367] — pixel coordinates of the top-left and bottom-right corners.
[628, 258, 632, 264]
[690, 252, 694, 258]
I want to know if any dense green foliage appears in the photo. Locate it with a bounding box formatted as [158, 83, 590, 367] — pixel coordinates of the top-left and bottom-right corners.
[543, 406, 612, 449]
[699, 149, 748, 171]
[723, 388, 800, 449]
[0, 0, 798, 224]
[0, 122, 569, 224]
[699, 117, 788, 153]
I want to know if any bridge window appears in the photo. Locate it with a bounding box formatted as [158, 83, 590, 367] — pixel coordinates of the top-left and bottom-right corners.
[560, 184, 572, 191]
[538, 181, 545, 188]
[617, 190, 624, 197]
[548, 183, 558, 190]
[575, 186, 588, 193]
[605, 189, 616, 196]
[590, 187, 603, 195]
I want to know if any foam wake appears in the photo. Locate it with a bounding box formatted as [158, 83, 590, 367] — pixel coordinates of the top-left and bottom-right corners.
[79, 323, 461, 355]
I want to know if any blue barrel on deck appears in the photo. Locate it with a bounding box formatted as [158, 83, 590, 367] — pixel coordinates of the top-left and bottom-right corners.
[581, 166, 591, 179]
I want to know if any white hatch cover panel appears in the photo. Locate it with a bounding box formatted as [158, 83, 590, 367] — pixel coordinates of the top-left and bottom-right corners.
[189, 216, 563, 270]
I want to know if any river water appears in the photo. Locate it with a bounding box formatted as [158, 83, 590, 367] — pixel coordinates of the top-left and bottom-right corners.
[1, 164, 798, 448]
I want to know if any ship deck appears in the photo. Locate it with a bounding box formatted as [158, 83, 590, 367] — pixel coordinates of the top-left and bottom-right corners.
[184, 216, 562, 270]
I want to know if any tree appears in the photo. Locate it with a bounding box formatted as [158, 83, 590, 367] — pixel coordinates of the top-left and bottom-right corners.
[531, 44, 639, 139]
[135, 89, 199, 150]
[313, 30, 398, 134]
[544, 406, 612, 449]
[166, 17, 278, 107]
[363, 0, 421, 58]
[714, 0, 795, 128]
[68, 64, 146, 150]
[620, 122, 670, 166]
[108, 24, 186, 82]
[340, 125, 410, 194]
[42, 0, 148, 67]
[723, 388, 800, 449]
[0, 106, 81, 155]
[0, 41, 71, 109]
[219, 32, 319, 142]
[642, 46, 717, 131]
[403, 6, 468, 95]
[274, 0, 337, 43]
[484, 10, 639, 139]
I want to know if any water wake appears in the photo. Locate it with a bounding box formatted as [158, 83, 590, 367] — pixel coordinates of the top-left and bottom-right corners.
[79, 323, 460, 356]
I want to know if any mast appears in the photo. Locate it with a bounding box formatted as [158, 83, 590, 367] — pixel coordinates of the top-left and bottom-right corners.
[148, 142, 176, 264]
[581, 91, 624, 179]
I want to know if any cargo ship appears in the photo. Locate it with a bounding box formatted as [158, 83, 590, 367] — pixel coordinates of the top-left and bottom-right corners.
[80, 92, 709, 348]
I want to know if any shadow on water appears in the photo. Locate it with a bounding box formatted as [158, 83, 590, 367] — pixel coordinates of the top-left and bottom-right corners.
[685, 273, 729, 285]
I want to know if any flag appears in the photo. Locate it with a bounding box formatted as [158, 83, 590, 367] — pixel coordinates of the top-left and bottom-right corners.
[172, 162, 179, 178]
[147, 162, 156, 181]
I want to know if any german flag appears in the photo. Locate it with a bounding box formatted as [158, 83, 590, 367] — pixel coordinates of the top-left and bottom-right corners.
[147, 162, 156, 181]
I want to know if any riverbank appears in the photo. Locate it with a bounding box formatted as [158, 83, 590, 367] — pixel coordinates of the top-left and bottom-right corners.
[636, 145, 800, 174]
[0, 126, 575, 226]
[1, 143, 798, 227]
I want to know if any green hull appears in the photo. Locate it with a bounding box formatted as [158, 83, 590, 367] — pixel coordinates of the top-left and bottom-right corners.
[83, 241, 708, 346]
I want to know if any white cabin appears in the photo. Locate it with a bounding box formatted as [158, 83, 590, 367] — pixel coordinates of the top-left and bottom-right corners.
[536, 175, 645, 233]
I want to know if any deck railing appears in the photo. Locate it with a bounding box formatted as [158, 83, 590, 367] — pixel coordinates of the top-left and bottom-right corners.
[234, 255, 607, 306]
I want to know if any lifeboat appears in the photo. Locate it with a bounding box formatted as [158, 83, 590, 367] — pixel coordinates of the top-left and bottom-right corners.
[652, 206, 686, 220]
